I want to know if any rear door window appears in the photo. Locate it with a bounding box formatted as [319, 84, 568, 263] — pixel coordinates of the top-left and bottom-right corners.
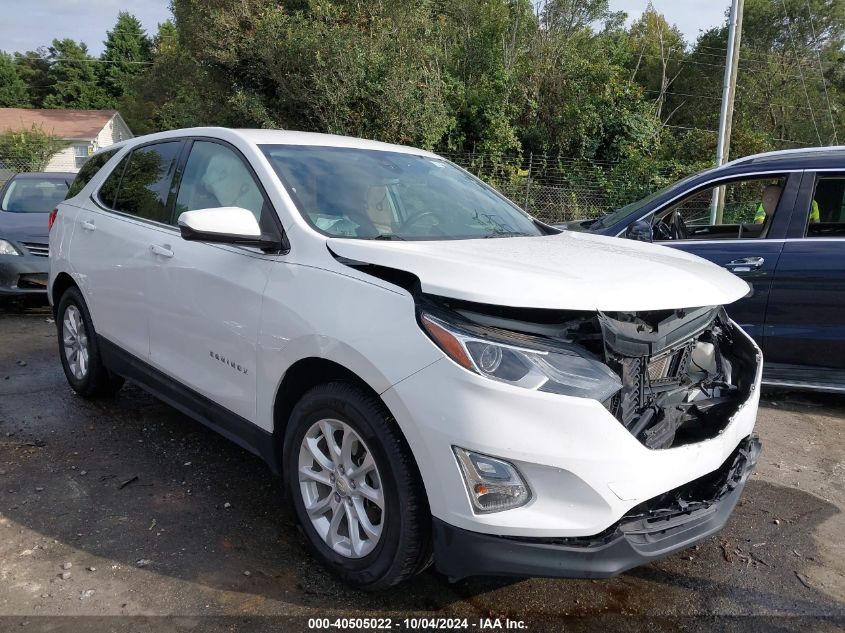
[806, 176, 845, 237]
[110, 141, 183, 223]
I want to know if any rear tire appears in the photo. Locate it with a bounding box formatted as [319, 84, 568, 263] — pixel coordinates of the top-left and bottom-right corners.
[284, 381, 431, 590]
[56, 287, 124, 398]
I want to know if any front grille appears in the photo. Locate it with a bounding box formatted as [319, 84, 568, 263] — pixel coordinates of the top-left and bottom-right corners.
[22, 241, 49, 257]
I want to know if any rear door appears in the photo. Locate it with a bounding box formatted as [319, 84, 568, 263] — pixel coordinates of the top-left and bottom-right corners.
[71, 141, 184, 360]
[764, 171, 845, 370]
[650, 172, 800, 347]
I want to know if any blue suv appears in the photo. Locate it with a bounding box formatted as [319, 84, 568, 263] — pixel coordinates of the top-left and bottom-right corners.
[560, 147, 845, 392]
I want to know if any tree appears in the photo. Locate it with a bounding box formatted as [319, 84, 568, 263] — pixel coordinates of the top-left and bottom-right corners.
[0, 124, 68, 170]
[99, 12, 153, 101]
[43, 39, 111, 109]
[625, 4, 687, 123]
[13, 49, 52, 107]
[0, 52, 29, 107]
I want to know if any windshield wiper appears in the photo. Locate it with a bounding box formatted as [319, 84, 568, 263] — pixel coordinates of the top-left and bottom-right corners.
[372, 234, 406, 241]
[483, 231, 531, 238]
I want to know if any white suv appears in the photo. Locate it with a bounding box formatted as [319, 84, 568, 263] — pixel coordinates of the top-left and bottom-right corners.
[49, 128, 762, 589]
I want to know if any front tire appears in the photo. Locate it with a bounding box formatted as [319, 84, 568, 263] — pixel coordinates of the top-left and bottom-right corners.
[56, 287, 124, 398]
[284, 382, 431, 590]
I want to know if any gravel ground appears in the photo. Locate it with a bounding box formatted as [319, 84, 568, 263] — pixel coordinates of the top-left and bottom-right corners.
[0, 305, 843, 632]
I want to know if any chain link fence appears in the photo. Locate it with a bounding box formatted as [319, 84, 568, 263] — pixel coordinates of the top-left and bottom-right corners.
[444, 153, 608, 223]
[0, 158, 49, 189]
[445, 152, 697, 225]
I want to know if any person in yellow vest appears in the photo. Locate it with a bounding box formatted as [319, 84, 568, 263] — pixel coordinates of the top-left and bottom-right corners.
[753, 184, 820, 224]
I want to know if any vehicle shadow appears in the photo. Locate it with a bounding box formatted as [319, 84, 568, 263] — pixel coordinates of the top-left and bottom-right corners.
[0, 324, 842, 621]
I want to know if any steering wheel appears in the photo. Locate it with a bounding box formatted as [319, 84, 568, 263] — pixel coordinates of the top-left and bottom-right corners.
[654, 218, 674, 241]
[397, 210, 441, 234]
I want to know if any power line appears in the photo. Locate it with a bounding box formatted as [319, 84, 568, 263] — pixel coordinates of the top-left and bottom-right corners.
[664, 124, 811, 146]
[47, 58, 153, 65]
[780, 0, 822, 145]
[635, 52, 820, 81]
[690, 46, 830, 73]
[644, 89, 819, 112]
[804, 0, 839, 144]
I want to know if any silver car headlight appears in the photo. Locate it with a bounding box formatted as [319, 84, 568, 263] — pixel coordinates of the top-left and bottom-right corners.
[0, 239, 21, 256]
[420, 312, 621, 402]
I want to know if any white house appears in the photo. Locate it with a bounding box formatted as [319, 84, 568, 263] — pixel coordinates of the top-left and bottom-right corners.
[0, 108, 133, 172]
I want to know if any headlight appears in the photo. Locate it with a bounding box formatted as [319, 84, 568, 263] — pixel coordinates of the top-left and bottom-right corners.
[420, 312, 622, 402]
[0, 239, 21, 256]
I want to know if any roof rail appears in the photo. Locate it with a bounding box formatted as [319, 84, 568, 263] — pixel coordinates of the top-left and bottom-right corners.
[725, 145, 845, 167]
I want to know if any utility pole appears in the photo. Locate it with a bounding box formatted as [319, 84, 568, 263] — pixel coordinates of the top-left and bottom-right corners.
[710, 0, 745, 224]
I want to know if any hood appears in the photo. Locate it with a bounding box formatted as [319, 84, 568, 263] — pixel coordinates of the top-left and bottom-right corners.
[327, 232, 750, 312]
[0, 211, 50, 242]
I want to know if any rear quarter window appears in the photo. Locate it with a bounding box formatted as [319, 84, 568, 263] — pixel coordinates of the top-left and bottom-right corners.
[66, 149, 118, 199]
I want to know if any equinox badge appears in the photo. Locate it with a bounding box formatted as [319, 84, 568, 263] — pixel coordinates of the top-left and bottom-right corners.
[210, 351, 248, 375]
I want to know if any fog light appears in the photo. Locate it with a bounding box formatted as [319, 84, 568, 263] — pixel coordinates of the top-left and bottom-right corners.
[453, 447, 531, 513]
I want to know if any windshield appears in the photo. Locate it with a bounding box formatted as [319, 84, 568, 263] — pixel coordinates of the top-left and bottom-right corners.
[1, 177, 69, 213]
[592, 173, 700, 230]
[260, 145, 544, 240]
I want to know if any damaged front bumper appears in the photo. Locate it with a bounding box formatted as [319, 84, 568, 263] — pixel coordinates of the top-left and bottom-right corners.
[0, 254, 49, 296]
[433, 434, 762, 580]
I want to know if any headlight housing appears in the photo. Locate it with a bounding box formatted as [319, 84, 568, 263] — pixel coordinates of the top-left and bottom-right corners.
[0, 239, 21, 256]
[420, 312, 621, 402]
[454, 447, 531, 513]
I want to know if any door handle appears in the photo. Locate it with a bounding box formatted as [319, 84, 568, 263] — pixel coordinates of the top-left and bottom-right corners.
[150, 244, 174, 258]
[80, 220, 96, 232]
[724, 256, 764, 272]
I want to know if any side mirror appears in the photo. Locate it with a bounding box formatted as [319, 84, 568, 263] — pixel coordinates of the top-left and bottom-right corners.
[177, 207, 280, 250]
[626, 219, 653, 242]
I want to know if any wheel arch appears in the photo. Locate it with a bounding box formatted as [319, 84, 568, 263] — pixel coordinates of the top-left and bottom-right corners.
[50, 272, 79, 315]
[270, 357, 424, 492]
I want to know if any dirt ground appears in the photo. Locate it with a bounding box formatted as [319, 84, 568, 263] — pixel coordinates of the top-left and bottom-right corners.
[0, 306, 843, 632]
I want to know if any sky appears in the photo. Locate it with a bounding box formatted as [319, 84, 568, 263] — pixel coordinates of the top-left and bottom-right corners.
[610, 0, 731, 42]
[0, 0, 731, 56]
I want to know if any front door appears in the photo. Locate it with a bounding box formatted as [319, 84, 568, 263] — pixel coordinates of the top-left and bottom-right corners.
[644, 172, 800, 348]
[146, 139, 280, 426]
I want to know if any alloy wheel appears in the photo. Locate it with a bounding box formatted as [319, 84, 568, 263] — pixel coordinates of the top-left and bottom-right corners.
[62, 305, 89, 380]
[298, 418, 385, 558]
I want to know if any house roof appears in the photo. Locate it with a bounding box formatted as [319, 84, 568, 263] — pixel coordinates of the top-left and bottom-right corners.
[0, 108, 119, 141]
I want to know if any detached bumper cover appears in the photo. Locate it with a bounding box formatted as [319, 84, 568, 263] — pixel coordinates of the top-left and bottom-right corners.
[433, 433, 761, 580]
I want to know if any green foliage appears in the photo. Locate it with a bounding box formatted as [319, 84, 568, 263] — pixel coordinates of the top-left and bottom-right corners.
[13, 50, 52, 107]
[99, 12, 153, 101]
[0, 51, 29, 107]
[0, 124, 69, 170]
[8, 0, 845, 218]
[43, 39, 111, 109]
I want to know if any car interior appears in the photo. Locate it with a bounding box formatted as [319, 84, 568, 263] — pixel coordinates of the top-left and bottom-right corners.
[807, 176, 845, 237]
[175, 142, 265, 221]
[648, 176, 787, 241]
